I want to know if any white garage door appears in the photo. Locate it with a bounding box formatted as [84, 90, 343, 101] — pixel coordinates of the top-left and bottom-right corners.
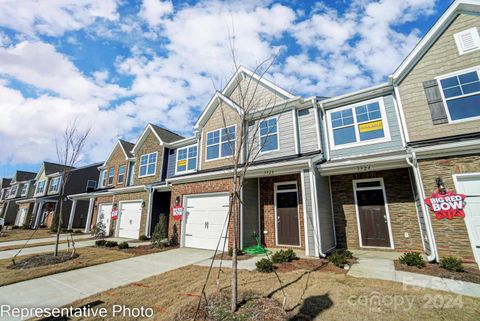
[15, 208, 27, 226]
[119, 201, 142, 239]
[456, 175, 480, 266]
[184, 194, 230, 250]
[97, 204, 112, 236]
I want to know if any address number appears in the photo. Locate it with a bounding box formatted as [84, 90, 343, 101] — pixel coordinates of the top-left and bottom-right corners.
[264, 170, 275, 175]
[357, 165, 371, 172]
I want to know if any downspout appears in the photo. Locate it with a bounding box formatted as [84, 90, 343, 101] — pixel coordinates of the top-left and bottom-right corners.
[308, 158, 327, 258]
[144, 184, 154, 237]
[406, 150, 438, 262]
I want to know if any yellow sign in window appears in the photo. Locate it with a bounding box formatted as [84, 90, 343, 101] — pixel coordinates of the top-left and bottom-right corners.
[177, 160, 186, 169]
[359, 120, 383, 133]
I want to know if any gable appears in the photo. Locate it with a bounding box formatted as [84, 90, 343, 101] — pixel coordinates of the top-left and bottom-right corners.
[102, 141, 129, 168]
[132, 125, 163, 154]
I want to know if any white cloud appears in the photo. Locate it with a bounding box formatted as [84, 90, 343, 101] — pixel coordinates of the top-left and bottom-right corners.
[139, 0, 174, 28]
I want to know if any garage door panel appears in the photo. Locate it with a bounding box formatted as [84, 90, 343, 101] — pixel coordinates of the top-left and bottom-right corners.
[98, 204, 112, 236]
[119, 202, 142, 239]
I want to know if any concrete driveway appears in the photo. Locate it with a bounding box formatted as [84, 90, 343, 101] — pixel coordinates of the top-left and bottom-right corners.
[0, 247, 213, 321]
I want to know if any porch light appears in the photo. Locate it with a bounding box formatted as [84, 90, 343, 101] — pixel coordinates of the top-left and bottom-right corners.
[435, 177, 446, 194]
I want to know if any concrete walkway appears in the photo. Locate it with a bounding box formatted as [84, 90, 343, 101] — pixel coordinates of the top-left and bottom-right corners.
[0, 234, 91, 248]
[348, 250, 480, 298]
[0, 248, 213, 321]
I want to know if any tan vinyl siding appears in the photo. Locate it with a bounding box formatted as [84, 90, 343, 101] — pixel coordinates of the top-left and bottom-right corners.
[398, 14, 480, 142]
[228, 76, 289, 110]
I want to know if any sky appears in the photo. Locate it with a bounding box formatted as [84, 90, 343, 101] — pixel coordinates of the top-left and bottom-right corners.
[0, 0, 452, 178]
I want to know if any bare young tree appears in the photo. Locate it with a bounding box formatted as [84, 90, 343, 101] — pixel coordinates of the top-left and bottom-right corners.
[53, 118, 91, 256]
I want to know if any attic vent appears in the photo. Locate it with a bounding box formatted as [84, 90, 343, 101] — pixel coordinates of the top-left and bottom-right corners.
[298, 109, 310, 117]
[454, 27, 480, 55]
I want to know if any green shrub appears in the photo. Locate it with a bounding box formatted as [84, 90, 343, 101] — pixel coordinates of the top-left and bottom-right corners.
[105, 241, 118, 248]
[95, 239, 106, 247]
[151, 215, 168, 248]
[271, 249, 297, 263]
[256, 258, 274, 273]
[440, 256, 464, 272]
[399, 252, 425, 269]
[139, 235, 150, 241]
[329, 249, 354, 268]
[118, 241, 129, 249]
[228, 247, 244, 257]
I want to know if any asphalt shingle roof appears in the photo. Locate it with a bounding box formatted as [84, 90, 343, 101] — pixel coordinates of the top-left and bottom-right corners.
[44, 162, 74, 175]
[119, 139, 135, 158]
[15, 171, 36, 182]
[150, 124, 184, 143]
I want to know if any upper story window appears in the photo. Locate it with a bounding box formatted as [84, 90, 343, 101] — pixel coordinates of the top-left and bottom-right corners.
[117, 165, 125, 184]
[86, 180, 97, 190]
[454, 27, 480, 55]
[20, 183, 29, 197]
[108, 167, 115, 185]
[259, 117, 279, 153]
[8, 185, 18, 198]
[48, 177, 61, 194]
[327, 98, 389, 149]
[139, 152, 157, 177]
[176, 145, 197, 174]
[0, 189, 5, 200]
[35, 180, 46, 195]
[206, 126, 236, 161]
[437, 67, 480, 122]
[98, 169, 107, 188]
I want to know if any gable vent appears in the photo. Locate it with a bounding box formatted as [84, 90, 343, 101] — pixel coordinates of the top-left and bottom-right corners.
[454, 27, 480, 55]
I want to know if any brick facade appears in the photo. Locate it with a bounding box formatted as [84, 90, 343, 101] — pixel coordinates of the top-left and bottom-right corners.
[104, 144, 129, 188]
[418, 154, 480, 262]
[330, 168, 423, 252]
[134, 131, 164, 185]
[113, 191, 149, 237]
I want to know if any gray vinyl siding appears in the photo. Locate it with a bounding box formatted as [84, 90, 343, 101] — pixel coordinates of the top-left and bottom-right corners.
[242, 178, 259, 247]
[166, 149, 176, 178]
[314, 171, 336, 254]
[329, 95, 404, 159]
[247, 110, 296, 161]
[301, 169, 316, 256]
[298, 108, 318, 154]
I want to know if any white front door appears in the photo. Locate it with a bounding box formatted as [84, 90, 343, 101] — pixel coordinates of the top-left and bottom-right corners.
[97, 204, 112, 236]
[455, 174, 480, 267]
[15, 208, 27, 226]
[184, 194, 229, 250]
[119, 201, 142, 239]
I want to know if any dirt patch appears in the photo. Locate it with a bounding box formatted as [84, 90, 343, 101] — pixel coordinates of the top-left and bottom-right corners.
[394, 260, 480, 284]
[114, 245, 177, 256]
[275, 258, 349, 274]
[7, 252, 79, 269]
[0, 229, 54, 242]
[212, 252, 255, 261]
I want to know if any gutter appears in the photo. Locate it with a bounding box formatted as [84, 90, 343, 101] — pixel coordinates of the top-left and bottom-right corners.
[406, 150, 438, 262]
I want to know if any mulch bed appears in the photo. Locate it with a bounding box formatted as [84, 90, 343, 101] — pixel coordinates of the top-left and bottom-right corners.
[116, 245, 178, 256]
[7, 252, 79, 269]
[212, 252, 255, 261]
[394, 260, 480, 284]
[275, 258, 348, 274]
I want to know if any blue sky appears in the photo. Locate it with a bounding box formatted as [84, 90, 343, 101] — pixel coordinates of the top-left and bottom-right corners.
[0, 0, 451, 178]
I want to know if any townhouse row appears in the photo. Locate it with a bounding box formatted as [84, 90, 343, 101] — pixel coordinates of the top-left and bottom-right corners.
[1, 0, 479, 266]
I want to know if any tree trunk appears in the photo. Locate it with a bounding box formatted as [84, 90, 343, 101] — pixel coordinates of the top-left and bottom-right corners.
[231, 172, 238, 313]
[54, 199, 63, 256]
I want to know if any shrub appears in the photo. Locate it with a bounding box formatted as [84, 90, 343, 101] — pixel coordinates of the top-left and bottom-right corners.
[440, 256, 464, 272]
[228, 247, 244, 257]
[73, 229, 83, 234]
[92, 214, 107, 239]
[105, 241, 118, 248]
[256, 258, 274, 273]
[151, 215, 168, 248]
[399, 252, 425, 269]
[95, 239, 106, 247]
[118, 241, 129, 249]
[271, 249, 297, 263]
[139, 235, 150, 241]
[329, 249, 354, 268]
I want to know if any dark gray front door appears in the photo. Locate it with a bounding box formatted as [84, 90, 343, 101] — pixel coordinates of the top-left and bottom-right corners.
[357, 189, 391, 247]
[277, 191, 300, 246]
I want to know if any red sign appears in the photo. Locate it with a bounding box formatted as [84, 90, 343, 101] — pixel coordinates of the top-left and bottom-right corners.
[172, 205, 183, 222]
[111, 209, 118, 221]
[425, 189, 467, 220]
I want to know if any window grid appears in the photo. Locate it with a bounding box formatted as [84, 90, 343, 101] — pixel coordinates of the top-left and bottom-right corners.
[259, 117, 279, 152]
[35, 180, 46, 194]
[117, 165, 125, 184]
[48, 177, 61, 193]
[108, 167, 115, 185]
[206, 126, 236, 160]
[20, 183, 28, 196]
[139, 152, 157, 177]
[176, 145, 198, 174]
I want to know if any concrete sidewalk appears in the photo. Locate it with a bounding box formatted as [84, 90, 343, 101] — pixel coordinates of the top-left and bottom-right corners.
[0, 234, 91, 248]
[0, 248, 213, 321]
[348, 250, 480, 298]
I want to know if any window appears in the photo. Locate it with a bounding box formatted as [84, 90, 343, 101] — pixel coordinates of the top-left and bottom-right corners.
[99, 169, 107, 188]
[454, 27, 480, 55]
[259, 117, 279, 152]
[86, 180, 97, 190]
[438, 68, 480, 122]
[139, 152, 157, 177]
[20, 183, 29, 197]
[108, 167, 115, 185]
[35, 180, 46, 194]
[206, 126, 236, 160]
[117, 165, 125, 184]
[48, 177, 61, 193]
[8, 185, 18, 198]
[176, 145, 197, 174]
[328, 99, 388, 148]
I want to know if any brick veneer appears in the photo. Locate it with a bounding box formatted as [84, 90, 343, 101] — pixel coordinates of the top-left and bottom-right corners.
[134, 131, 164, 185]
[103, 144, 130, 188]
[330, 168, 423, 252]
[113, 191, 149, 237]
[418, 155, 480, 263]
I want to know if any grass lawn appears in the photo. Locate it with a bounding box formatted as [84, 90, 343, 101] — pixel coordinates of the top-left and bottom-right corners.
[0, 247, 133, 286]
[0, 238, 94, 251]
[67, 264, 480, 321]
[0, 229, 54, 242]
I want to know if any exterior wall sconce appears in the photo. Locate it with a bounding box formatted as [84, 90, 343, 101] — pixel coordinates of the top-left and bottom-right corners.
[435, 177, 446, 194]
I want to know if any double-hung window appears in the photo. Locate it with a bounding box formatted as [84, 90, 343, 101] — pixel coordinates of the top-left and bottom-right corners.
[259, 117, 279, 152]
[8, 185, 18, 198]
[328, 99, 388, 148]
[176, 145, 197, 174]
[20, 183, 29, 197]
[107, 167, 115, 185]
[206, 126, 236, 160]
[437, 67, 480, 122]
[139, 152, 157, 177]
[35, 180, 46, 195]
[117, 165, 125, 184]
[99, 169, 107, 188]
[48, 177, 61, 193]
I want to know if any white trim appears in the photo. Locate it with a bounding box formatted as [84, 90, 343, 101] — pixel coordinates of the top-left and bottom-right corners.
[454, 27, 480, 55]
[204, 125, 237, 162]
[326, 97, 391, 150]
[309, 168, 320, 255]
[300, 171, 310, 256]
[274, 181, 302, 248]
[194, 92, 243, 130]
[20, 183, 29, 197]
[117, 199, 144, 238]
[174, 144, 198, 175]
[117, 165, 126, 185]
[452, 173, 480, 268]
[353, 178, 394, 249]
[197, 133, 203, 170]
[132, 124, 164, 154]
[292, 109, 299, 155]
[313, 103, 322, 150]
[107, 166, 115, 186]
[258, 116, 280, 154]
[138, 151, 158, 178]
[393, 86, 411, 143]
[101, 141, 130, 168]
[34, 179, 47, 196]
[436, 65, 480, 124]
[47, 176, 61, 194]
